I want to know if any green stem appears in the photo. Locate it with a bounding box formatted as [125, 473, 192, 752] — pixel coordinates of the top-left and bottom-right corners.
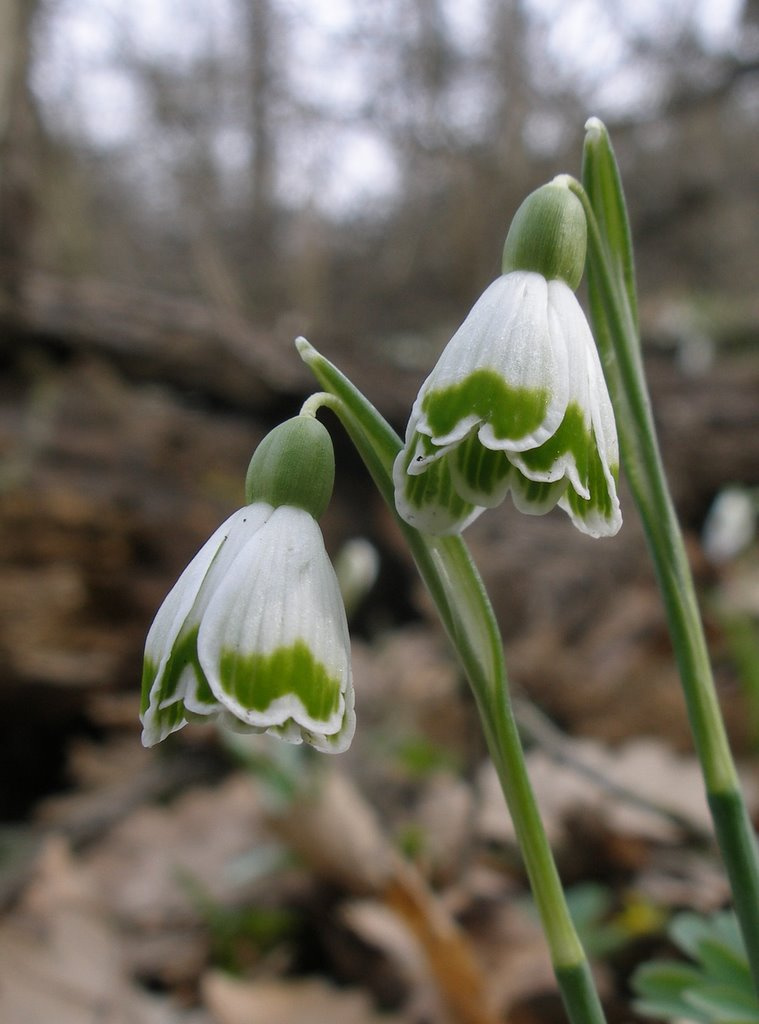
[297, 337, 607, 1024]
[569, 144, 759, 991]
[709, 790, 759, 971]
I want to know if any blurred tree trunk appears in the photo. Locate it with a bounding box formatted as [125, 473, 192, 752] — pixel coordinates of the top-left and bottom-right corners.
[0, 0, 39, 301]
[246, 0, 279, 237]
[488, 0, 534, 184]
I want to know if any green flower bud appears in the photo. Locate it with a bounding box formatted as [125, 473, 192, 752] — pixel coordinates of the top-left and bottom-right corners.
[245, 415, 335, 520]
[502, 177, 587, 291]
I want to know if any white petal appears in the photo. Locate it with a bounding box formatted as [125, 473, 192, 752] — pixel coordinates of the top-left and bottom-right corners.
[549, 282, 598, 493]
[198, 507, 353, 746]
[584, 335, 619, 472]
[184, 503, 274, 627]
[144, 505, 272, 672]
[413, 272, 570, 452]
[555, 319, 621, 538]
[140, 503, 273, 745]
[507, 281, 594, 494]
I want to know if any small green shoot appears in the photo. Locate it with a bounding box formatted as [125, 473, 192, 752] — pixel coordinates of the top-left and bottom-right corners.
[179, 872, 298, 974]
[392, 734, 462, 779]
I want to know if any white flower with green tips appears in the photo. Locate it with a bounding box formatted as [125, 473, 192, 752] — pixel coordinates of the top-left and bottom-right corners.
[140, 417, 354, 753]
[393, 179, 621, 539]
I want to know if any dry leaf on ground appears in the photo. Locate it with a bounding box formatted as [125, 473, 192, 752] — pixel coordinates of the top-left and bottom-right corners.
[202, 971, 409, 1024]
[83, 773, 274, 928]
[477, 737, 717, 850]
[272, 769, 500, 1024]
[0, 837, 207, 1024]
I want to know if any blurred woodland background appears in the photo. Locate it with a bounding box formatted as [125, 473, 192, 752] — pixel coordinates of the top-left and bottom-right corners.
[3, 1, 759, 1022]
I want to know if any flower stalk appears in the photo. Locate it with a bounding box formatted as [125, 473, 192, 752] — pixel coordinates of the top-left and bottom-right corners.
[297, 336, 608, 1024]
[576, 117, 759, 995]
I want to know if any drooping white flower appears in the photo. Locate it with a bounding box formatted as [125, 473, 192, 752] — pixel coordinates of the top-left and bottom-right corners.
[393, 181, 621, 539]
[141, 417, 354, 753]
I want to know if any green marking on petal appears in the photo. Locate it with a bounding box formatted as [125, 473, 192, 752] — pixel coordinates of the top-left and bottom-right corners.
[452, 434, 513, 506]
[564, 450, 615, 520]
[150, 698, 187, 738]
[422, 369, 549, 444]
[142, 626, 215, 716]
[408, 428, 445, 472]
[141, 658, 158, 715]
[560, 440, 621, 536]
[511, 473, 568, 514]
[516, 401, 590, 484]
[219, 640, 342, 723]
[400, 442, 478, 530]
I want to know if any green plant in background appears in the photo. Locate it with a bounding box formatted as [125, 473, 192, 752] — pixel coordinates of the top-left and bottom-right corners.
[521, 882, 666, 965]
[180, 871, 298, 975]
[720, 612, 759, 751]
[633, 911, 759, 1024]
[391, 732, 463, 780]
[140, 119, 759, 1023]
[564, 883, 665, 961]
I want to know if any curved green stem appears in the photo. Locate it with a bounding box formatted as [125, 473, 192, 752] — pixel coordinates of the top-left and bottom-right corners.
[297, 337, 607, 1024]
[573, 123, 759, 994]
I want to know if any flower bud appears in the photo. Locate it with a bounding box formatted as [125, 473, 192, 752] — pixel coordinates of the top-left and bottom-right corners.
[502, 178, 587, 291]
[245, 415, 335, 520]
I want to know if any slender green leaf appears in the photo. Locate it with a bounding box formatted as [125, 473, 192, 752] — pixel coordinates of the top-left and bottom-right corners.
[581, 117, 639, 330]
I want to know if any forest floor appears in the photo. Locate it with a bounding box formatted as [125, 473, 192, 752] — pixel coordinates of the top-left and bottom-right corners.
[0, 621, 755, 1024]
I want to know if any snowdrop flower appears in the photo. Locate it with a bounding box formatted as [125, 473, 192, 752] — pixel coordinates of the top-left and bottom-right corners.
[141, 416, 354, 753]
[394, 179, 621, 539]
